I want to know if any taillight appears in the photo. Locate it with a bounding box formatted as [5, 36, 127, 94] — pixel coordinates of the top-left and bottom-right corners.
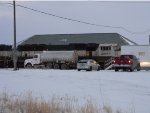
[128, 60, 133, 64]
[112, 60, 116, 64]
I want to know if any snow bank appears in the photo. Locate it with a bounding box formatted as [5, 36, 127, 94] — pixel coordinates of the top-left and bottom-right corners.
[0, 69, 150, 113]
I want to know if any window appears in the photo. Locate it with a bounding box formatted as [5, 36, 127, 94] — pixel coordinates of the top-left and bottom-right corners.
[121, 55, 133, 59]
[101, 46, 111, 51]
[138, 52, 145, 56]
[33, 55, 38, 58]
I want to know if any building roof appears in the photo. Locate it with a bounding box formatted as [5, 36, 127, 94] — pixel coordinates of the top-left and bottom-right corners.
[20, 33, 129, 46]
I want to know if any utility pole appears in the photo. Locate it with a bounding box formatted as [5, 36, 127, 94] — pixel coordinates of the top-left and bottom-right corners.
[149, 35, 150, 45]
[13, 0, 17, 70]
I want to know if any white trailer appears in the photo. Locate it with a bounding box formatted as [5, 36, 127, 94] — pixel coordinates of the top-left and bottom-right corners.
[24, 51, 78, 69]
[121, 45, 150, 70]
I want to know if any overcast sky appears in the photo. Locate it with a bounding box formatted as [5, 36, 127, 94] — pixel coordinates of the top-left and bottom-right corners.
[1, 1, 150, 45]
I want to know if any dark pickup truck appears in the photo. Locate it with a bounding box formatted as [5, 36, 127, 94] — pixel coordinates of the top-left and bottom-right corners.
[112, 55, 141, 72]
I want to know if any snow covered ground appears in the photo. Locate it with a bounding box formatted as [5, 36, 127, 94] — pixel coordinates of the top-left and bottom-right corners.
[0, 69, 150, 113]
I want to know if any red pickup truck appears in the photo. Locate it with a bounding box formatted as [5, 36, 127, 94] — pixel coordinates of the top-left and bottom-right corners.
[112, 55, 141, 72]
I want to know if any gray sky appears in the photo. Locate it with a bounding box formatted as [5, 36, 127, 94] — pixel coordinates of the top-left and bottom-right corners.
[1, 1, 150, 45]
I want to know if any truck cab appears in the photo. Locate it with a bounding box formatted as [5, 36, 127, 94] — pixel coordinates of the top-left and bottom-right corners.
[24, 54, 41, 68]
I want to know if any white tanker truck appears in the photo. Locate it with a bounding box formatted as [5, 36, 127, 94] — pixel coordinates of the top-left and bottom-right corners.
[24, 51, 79, 69]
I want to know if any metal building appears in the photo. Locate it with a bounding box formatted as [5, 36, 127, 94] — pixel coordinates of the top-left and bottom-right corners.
[18, 33, 129, 56]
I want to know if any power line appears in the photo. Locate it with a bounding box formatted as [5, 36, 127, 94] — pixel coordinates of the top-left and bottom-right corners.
[1, 2, 150, 35]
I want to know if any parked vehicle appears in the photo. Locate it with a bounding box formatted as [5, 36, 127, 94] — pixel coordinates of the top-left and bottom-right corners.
[112, 55, 141, 72]
[24, 51, 78, 69]
[77, 59, 100, 71]
[121, 45, 150, 70]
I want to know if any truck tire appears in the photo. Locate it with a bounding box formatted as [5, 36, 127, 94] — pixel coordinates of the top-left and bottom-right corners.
[25, 63, 32, 68]
[137, 64, 141, 71]
[123, 68, 127, 71]
[54, 64, 59, 69]
[97, 66, 100, 71]
[137, 67, 141, 71]
[46, 63, 53, 69]
[61, 64, 68, 70]
[115, 68, 118, 72]
[130, 68, 133, 72]
[87, 66, 92, 71]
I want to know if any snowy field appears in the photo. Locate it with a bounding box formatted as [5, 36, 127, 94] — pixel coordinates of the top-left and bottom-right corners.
[0, 69, 150, 113]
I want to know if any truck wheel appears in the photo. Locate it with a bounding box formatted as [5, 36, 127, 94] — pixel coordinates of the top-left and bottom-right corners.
[61, 64, 68, 70]
[123, 68, 127, 71]
[78, 69, 81, 71]
[97, 66, 100, 71]
[137, 64, 141, 71]
[46, 63, 53, 69]
[115, 68, 118, 72]
[130, 68, 133, 72]
[54, 64, 59, 69]
[137, 68, 141, 71]
[87, 66, 92, 71]
[25, 63, 32, 68]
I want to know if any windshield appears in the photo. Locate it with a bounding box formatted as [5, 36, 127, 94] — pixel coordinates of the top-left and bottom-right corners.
[78, 60, 88, 63]
[120, 55, 133, 59]
[33, 55, 38, 58]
